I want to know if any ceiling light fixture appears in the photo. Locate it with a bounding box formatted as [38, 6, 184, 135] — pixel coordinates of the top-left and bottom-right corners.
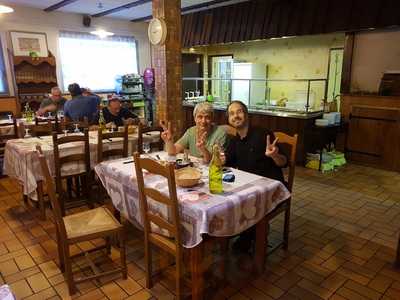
[0, 5, 14, 13]
[90, 29, 114, 38]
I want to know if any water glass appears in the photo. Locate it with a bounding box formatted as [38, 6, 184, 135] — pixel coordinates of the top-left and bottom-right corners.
[57, 110, 64, 119]
[74, 124, 80, 133]
[7, 114, 12, 122]
[24, 128, 30, 138]
[143, 142, 151, 154]
[63, 129, 68, 137]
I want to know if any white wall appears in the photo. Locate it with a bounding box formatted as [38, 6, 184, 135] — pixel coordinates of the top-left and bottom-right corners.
[351, 29, 400, 93]
[0, 4, 151, 95]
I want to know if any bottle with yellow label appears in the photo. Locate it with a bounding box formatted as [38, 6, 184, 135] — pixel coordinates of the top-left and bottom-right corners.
[209, 144, 223, 194]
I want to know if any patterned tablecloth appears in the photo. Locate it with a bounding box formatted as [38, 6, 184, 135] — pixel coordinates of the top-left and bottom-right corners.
[95, 153, 291, 248]
[3, 131, 160, 198]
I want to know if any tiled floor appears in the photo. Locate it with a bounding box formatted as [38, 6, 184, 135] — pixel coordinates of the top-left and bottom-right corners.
[0, 163, 400, 299]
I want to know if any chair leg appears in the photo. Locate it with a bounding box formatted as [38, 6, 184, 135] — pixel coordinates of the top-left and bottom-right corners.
[63, 243, 76, 295]
[396, 234, 400, 268]
[119, 230, 127, 279]
[56, 229, 65, 273]
[37, 181, 46, 220]
[283, 200, 291, 250]
[144, 236, 153, 288]
[176, 251, 183, 300]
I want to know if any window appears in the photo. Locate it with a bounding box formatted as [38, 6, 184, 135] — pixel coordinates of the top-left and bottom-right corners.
[0, 38, 8, 95]
[59, 31, 138, 92]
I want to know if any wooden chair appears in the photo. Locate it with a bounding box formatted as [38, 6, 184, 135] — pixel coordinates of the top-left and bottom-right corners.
[133, 152, 184, 299]
[52, 128, 92, 215]
[60, 117, 89, 133]
[35, 116, 60, 133]
[30, 120, 53, 137]
[0, 117, 18, 178]
[36, 145, 127, 295]
[265, 132, 298, 251]
[137, 123, 163, 154]
[97, 125, 129, 163]
[0, 117, 18, 156]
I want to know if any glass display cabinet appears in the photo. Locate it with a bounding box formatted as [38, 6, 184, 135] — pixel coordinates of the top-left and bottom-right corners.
[182, 77, 327, 117]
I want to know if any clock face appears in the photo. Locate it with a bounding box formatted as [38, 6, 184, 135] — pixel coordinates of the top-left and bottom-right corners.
[148, 18, 167, 45]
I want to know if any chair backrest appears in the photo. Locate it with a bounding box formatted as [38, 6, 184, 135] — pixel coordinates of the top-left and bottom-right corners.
[31, 120, 53, 137]
[133, 152, 181, 247]
[0, 117, 18, 142]
[61, 117, 89, 132]
[52, 129, 91, 192]
[137, 123, 164, 154]
[274, 132, 298, 192]
[35, 116, 60, 133]
[97, 125, 129, 163]
[36, 145, 67, 239]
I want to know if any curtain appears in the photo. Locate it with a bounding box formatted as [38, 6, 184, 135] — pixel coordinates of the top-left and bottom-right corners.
[59, 31, 138, 92]
[0, 38, 8, 94]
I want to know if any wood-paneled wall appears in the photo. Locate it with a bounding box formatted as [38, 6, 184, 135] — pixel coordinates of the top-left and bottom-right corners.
[341, 94, 400, 171]
[0, 97, 20, 116]
[182, 0, 400, 47]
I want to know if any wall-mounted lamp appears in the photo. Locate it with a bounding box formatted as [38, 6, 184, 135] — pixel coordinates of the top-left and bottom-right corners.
[0, 5, 14, 13]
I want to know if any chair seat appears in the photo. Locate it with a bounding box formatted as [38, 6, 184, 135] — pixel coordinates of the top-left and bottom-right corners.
[64, 207, 121, 240]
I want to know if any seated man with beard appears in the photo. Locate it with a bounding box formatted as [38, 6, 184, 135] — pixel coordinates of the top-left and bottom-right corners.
[224, 100, 287, 252]
[160, 102, 227, 163]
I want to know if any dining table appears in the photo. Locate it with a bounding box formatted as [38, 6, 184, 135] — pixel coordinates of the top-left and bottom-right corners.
[3, 130, 160, 200]
[94, 152, 291, 299]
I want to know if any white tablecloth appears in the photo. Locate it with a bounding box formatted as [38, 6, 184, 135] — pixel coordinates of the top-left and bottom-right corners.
[95, 153, 291, 248]
[3, 131, 160, 198]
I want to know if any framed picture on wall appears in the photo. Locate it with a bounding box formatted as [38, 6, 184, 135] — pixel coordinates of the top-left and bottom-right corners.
[9, 31, 49, 57]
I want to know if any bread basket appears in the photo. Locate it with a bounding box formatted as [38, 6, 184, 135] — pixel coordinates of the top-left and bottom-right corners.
[175, 167, 201, 188]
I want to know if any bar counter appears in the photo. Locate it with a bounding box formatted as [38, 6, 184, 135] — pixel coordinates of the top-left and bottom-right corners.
[183, 101, 323, 164]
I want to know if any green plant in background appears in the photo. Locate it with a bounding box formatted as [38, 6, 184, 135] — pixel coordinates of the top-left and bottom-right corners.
[29, 51, 39, 60]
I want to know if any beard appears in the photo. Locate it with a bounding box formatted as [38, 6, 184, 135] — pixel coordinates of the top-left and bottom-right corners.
[230, 117, 246, 129]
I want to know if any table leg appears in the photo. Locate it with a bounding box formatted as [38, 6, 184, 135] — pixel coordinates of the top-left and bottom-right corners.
[190, 242, 204, 300]
[255, 217, 268, 275]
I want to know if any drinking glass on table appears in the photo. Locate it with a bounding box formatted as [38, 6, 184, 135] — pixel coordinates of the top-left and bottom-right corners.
[73, 123, 80, 133]
[63, 129, 68, 136]
[7, 114, 12, 122]
[143, 142, 151, 154]
[57, 110, 64, 119]
[24, 128, 30, 138]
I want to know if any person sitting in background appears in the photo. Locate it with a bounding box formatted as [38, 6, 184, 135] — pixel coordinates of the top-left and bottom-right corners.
[160, 102, 227, 163]
[96, 97, 139, 128]
[224, 100, 287, 252]
[81, 87, 101, 101]
[36, 87, 67, 116]
[63, 83, 100, 123]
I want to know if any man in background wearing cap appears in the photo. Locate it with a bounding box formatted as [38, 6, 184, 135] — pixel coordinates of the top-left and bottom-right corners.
[97, 97, 139, 128]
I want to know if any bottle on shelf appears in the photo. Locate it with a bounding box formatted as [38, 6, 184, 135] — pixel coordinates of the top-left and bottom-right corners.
[209, 144, 223, 194]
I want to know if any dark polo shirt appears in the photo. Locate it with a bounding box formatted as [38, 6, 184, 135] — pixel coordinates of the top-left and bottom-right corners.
[225, 127, 286, 183]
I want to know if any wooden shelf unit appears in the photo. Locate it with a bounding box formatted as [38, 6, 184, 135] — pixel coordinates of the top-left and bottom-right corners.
[10, 50, 58, 108]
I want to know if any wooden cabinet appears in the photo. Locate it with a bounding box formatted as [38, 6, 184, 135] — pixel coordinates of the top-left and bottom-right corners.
[341, 94, 400, 171]
[10, 50, 57, 109]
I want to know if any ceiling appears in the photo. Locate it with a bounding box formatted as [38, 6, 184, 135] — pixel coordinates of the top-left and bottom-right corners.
[0, 0, 249, 21]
